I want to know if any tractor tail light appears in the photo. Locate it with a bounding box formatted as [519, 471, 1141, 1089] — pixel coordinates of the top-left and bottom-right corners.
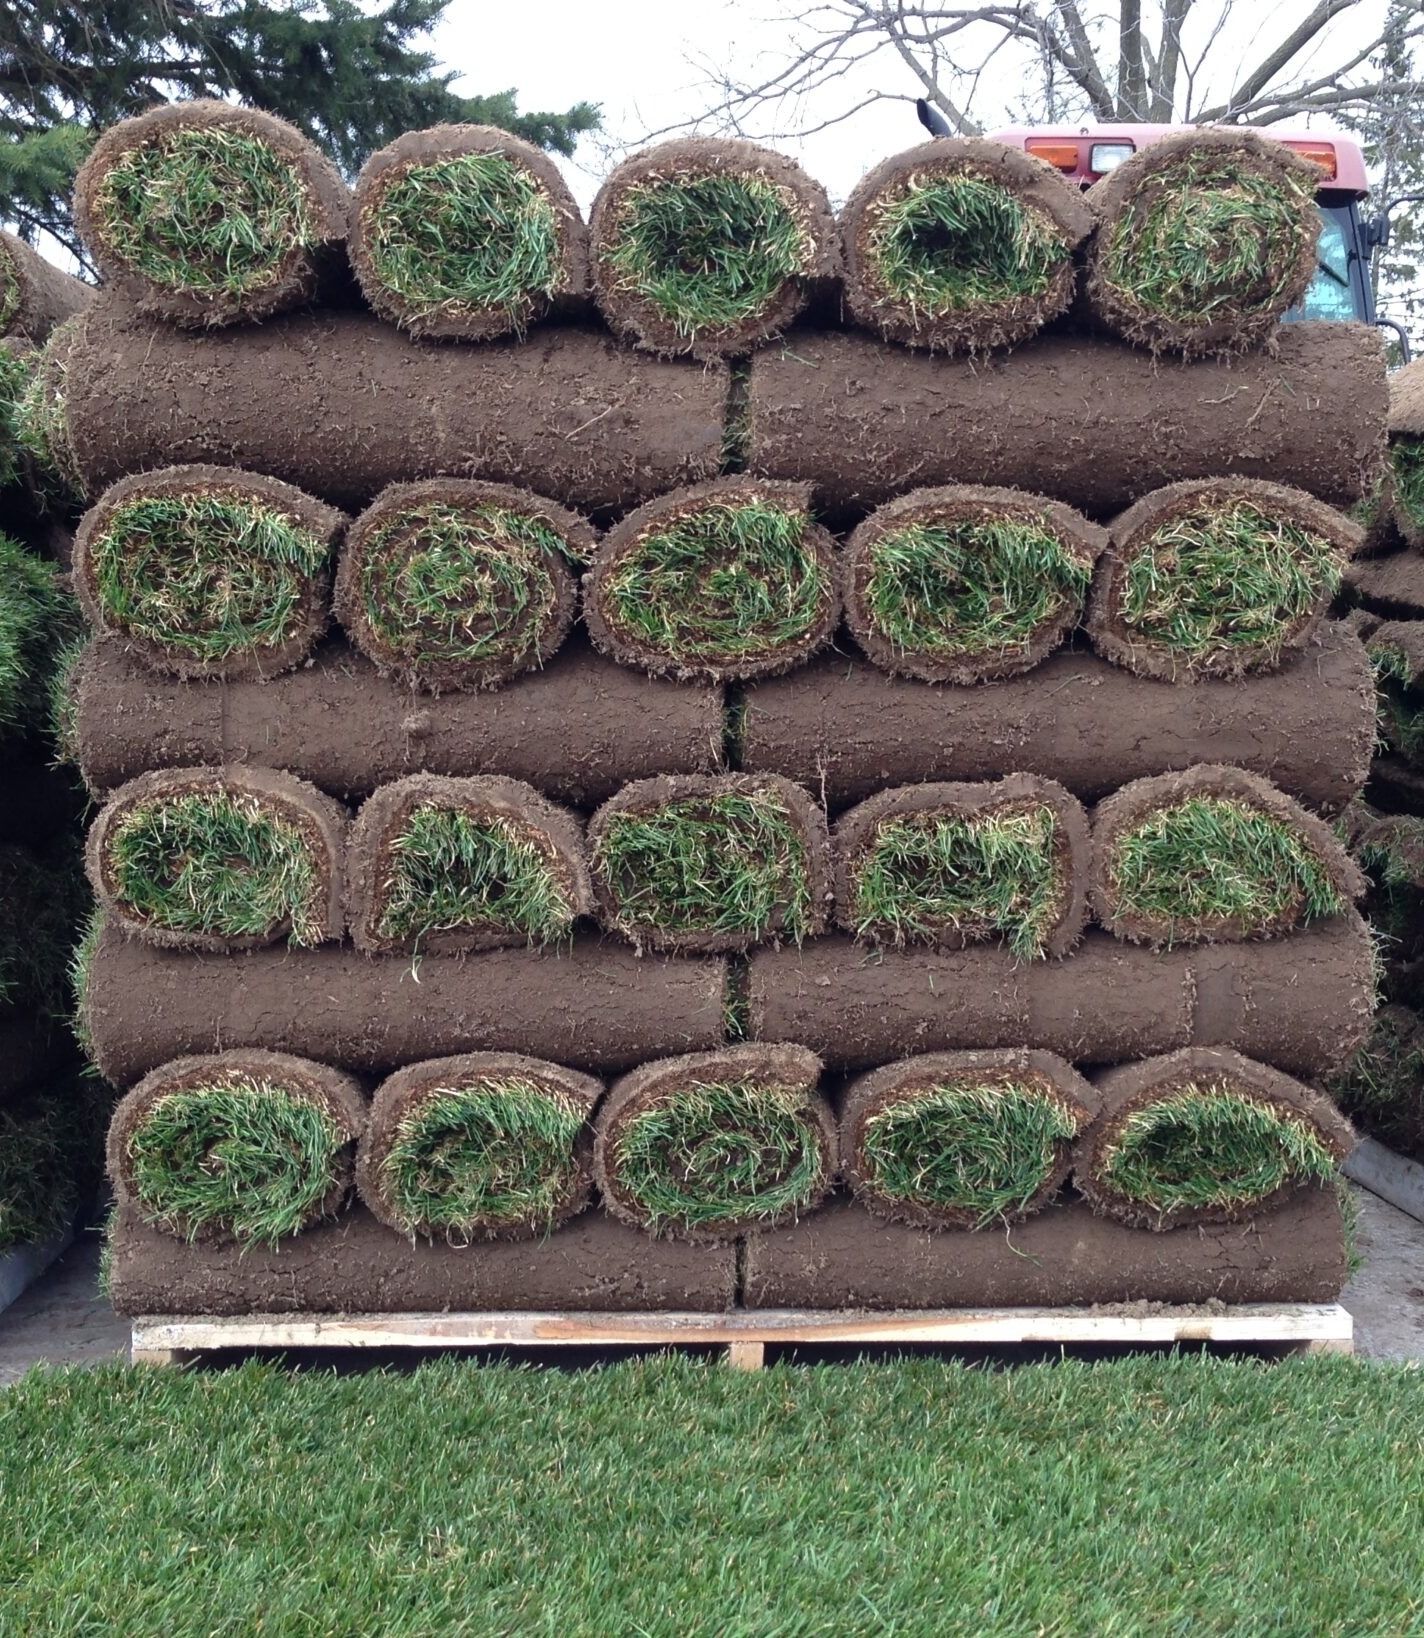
[1025, 139, 1080, 173]
[1283, 140, 1338, 179]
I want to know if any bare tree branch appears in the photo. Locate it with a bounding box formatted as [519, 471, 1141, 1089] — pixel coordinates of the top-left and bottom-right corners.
[1209, 0, 1362, 117]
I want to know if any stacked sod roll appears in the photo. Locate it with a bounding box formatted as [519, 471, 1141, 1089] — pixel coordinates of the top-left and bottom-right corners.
[56, 107, 1384, 1316]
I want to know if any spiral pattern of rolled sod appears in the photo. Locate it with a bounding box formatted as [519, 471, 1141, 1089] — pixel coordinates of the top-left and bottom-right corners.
[593, 1043, 835, 1240]
[108, 1050, 366, 1246]
[335, 480, 592, 691]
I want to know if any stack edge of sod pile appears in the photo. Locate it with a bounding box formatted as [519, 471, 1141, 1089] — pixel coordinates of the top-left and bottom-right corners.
[58, 107, 1382, 1318]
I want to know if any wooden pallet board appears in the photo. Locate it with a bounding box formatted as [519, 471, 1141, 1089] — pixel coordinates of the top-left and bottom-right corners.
[132, 1303, 1354, 1369]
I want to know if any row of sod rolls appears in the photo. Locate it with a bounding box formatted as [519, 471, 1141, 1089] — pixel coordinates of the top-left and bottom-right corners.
[82, 764, 1362, 957]
[75, 102, 1320, 359]
[105, 1043, 1354, 1248]
[68, 467, 1361, 686]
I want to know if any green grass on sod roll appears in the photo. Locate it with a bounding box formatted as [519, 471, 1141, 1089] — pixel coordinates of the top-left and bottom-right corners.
[68, 908, 103, 1063]
[602, 171, 809, 338]
[1391, 438, 1424, 532]
[1100, 1086, 1337, 1216]
[0, 242, 17, 332]
[14, 322, 78, 497]
[0, 345, 36, 487]
[596, 790, 812, 942]
[103, 791, 325, 946]
[376, 806, 577, 947]
[91, 125, 316, 297]
[0, 532, 71, 735]
[45, 635, 86, 768]
[863, 519, 1090, 661]
[851, 804, 1064, 959]
[87, 492, 328, 664]
[379, 1079, 586, 1238]
[1108, 797, 1344, 934]
[365, 153, 562, 326]
[601, 501, 827, 664]
[1118, 502, 1344, 662]
[861, 1080, 1077, 1224]
[126, 1076, 347, 1246]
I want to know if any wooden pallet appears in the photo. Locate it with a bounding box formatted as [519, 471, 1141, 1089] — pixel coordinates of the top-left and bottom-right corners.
[131, 1302, 1353, 1369]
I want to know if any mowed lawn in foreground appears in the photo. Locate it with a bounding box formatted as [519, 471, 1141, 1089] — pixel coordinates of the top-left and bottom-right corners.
[2, 1354, 1421, 1635]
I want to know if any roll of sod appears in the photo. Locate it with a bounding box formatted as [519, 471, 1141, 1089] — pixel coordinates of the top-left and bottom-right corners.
[1328, 1005, 1424, 1161]
[0, 532, 70, 736]
[583, 477, 839, 682]
[1084, 129, 1318, 357]
[82, 923, 727, 1086]
[107, 1050, 365, 1246]
[839, 139, 1093, 352]
[740, 620, 1374, 815]
[588, 773, 829, 954]
[335, 479, 592, 692]
[1076, 1048, 1354, 1232]
[14, 315, 83, 498]
[1087, 479, 1360, 681]
[749, 914, 1374, 1078]
[351, 124, 588, 341]
[1365, 620, 1424, 767]
[833, 776, 1089, 960]
[841, 1049, 1098, 1230]
[0, 231, 90, 344]
[73, 101, 349, 328]
[85, 767, 346, 952]
[357, 1052, 601, 1241]
[347, 774, 590, 955]
[590, 137, 836, 358]
[0, 844, 85, 1017]
[748, 324, 1386, 517]
[1387, 358, 1424, 549]
[842, 485, 1105, 683]
[1092, 765, 1363, 948]
[74, 634, 724, 808]
[73, 466, 343, 680]
[743, 1187, 1347, 1309]
[0, 340, 37, 490]
[593, 1043, 834, 1240]
[0, 1085, 103, 1253]
[1346, 546, 1424, 617]
[54, 301, 727, 513]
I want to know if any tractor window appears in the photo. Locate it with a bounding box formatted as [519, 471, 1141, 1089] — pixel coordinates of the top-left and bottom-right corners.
[1287, 204, 1366, 323]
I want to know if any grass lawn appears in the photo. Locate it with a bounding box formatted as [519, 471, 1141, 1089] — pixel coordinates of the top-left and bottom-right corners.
[2, 1353, 1421, 1635]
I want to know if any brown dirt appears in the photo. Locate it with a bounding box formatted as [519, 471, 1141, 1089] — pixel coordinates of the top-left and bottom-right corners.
[85, 766, 348, 953]
[1390, 356, 1424, 438]
[582, 476, 840, 682]
[747, 323, 1386, 520]
[346, 773, 591, 955]
[1347, 547, 1424, 617]
[740, 620, 1374, 816]
[748, 914, 1373, 1077]
[335, 478, 593, 692]
[840, 1047, 1100, 1230]
[592, 1042, 835, 1241]
[0, 231, 91, 343]
[1075, 1046, 1356, 1231]
[59, 297, 728, 513]
[842, 484, 1107, 682]
[1087, 478, 1363, 681]
[83, 922, 726, 1088]
[590, 137, 838, 359]
[107, 1049, 366, 1243]
[742, 1186, 1347, 1307]
[107, 1202, 736, 1315]
[72, 464, 346, 681]
[839, 139, 1094, 353]
[1083, 128, 1320, 357]
[587, 772, 831, 954]
[1090, 765, 1366, 946]
[73, 101, 350, 328]
[831, 774, 1090, 958]
[355, 1051, 602, 1240]
[350, 124, 589, 340]
[75, 633, 724, 809]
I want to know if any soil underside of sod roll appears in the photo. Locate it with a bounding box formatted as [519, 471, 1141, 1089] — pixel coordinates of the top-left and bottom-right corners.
[739, 622, 1374, 815]
[742, 1188, 1346, 1307]
[1087, 480, 1359, 681]
[748, 914, 1374, 1078]
[842, 486, 1106, 682]
[839, 139, 1093, 352]
[56, 301, 728, 514]
[588, 775, 828, 953]
[75, 634, 723, 808]
[746, 324, 1386, 519]
[347, 774, 590, 955]
[335, 478, 592, 692]
[83, 924, 727, 1087]
[107, 1203, 737, 1315]
[1346, 546, 1424, 616]
[0, 232, 91, 344]
[834, 776, 1089, 960]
